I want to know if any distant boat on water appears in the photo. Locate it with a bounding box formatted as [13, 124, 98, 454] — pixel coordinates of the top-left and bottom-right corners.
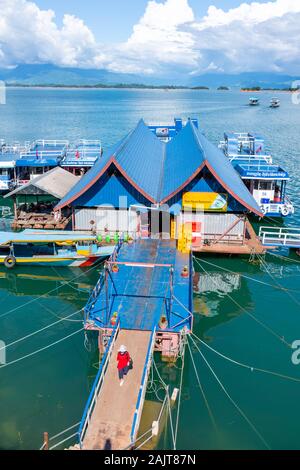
[249, 97, 260, 106]
[270, 97, 280, 108]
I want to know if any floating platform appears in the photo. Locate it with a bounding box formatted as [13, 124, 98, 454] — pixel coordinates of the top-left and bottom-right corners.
[192, 220, 266, 255]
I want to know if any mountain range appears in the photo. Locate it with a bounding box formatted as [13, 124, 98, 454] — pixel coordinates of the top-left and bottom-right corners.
[1, 64, 299, 89]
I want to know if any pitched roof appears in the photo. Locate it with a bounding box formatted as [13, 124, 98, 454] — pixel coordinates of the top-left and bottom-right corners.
[5, 167, 79, 200]
[55, 119, 263, 216]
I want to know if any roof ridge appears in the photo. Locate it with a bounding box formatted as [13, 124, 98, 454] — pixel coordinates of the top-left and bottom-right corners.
[189, 120, 205, 159]
[157, 142, 167, 204]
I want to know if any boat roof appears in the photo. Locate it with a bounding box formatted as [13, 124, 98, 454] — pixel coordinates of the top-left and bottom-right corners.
[5, 167, 79, 199]
[235, 163, 289, 180]
[0, 229, 97, 246]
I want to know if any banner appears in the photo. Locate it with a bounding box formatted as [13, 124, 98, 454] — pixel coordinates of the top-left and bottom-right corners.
[182, 192, 228, 212]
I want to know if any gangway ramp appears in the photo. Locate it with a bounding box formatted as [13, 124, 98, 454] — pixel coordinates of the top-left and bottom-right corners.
[80, 328, 154, 450]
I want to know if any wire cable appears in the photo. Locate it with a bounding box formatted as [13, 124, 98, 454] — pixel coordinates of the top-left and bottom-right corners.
[189, 335, 271, 450]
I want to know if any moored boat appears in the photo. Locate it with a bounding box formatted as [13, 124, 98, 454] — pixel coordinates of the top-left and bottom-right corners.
[249, 97, 260, 106]
[0, 230, 115, 268]
[270, 97, 280, 108]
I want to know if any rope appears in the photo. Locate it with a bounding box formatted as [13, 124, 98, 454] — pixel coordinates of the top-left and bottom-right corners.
[173, 336, 186, 450]
[186, 339, 218, 431]
[0, 309, 83, 352]
[49, 422, 80, 442]
[194, 258, 292, 349]
[0, 328, 84, 369]
[0, 261, 103, 321]
[153, 360, 176, 449]
[189, 335, 271, 450]
[194, 256, 300, 293]
[258, 254, 300, 309]
[269, 251, 300, 265]
[191, 331, 300, 383]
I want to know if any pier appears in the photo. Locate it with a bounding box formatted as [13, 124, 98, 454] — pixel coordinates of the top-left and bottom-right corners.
[77, 239, 193, 450]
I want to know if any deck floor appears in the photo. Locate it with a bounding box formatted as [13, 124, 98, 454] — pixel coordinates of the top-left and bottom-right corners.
[89, 239, 191, 331]
[193, 220, 266, 255]
[82, 329, 152, 450]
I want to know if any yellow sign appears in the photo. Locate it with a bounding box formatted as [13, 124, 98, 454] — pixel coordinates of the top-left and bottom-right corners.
[182, 192, 228, 212]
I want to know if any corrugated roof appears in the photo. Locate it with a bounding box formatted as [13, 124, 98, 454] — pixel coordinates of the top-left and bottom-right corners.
[5, 167, 79, 199]
[55, 119, 262, 216]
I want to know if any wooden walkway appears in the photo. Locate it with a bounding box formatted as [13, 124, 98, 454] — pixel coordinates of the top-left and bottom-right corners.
[82, 329, 152, 450]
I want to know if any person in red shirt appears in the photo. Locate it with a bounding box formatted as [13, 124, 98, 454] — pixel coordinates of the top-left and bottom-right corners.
[117, 345, 131, 386]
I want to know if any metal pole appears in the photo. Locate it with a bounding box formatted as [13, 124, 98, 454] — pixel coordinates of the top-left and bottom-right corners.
[43, 432, 49, 450]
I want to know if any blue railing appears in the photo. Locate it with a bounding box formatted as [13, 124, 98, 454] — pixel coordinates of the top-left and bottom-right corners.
[84, 240, 123, 324]
[78, 318, 120, 448]
[130, 327, 157, 445]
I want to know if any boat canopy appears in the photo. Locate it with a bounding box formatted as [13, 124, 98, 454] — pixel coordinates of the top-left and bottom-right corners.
[0, 229, 97, 246]
[235, 164, 289, 180]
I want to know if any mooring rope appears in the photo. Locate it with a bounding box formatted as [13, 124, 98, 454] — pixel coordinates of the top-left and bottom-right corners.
[0, 328, 84, 369]
[189, 335, 271, 450]
[173, 336, 186, 450]
[0, 309, 83, 352]
[153, 360, 176, 450]
[186, 338, 218, 431]
[194, 257, 292, 348]
[190, 331, 300, 383]
[269, 251, 300, 265]
[257, 253, 300, 309]
[0, 261, 103, 321]
[194, 256, 300, 293]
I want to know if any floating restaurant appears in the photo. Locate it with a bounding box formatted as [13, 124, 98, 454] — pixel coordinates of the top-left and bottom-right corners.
[56, 118, 264, 255]
[5, 167, 79, 230]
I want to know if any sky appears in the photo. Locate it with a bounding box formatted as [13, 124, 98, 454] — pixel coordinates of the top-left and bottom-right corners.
[1, 0, 300, 77]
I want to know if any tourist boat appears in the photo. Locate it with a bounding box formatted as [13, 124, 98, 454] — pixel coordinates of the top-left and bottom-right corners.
[249, 97, 260, 106]
[219, 132, 294, 217]
[234, 163, 294, 217]
[270, 98, 280, 108]
[0, 141, 30, 192]
[219, 132, 272, 165]
[60, 140, 102, 176]
[15, 140, 68, 187]
[0, 230, 115, 268]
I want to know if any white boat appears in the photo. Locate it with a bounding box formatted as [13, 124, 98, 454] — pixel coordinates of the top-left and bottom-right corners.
[270, 98, 280, 108]
[249, 97, 260, 106]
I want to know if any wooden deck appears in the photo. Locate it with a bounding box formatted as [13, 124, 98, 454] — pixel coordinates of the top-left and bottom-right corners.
[192, 220, 266, 255]
[82, 329, 152, 450]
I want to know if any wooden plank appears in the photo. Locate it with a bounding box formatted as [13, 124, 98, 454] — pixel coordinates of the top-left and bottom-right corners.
[82, 329, 152, 450]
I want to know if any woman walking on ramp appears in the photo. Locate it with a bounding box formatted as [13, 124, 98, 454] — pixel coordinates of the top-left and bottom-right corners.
[117, 345, 131, 386]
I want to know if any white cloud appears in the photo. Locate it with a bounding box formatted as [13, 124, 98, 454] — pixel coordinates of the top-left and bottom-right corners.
[190, 1, 300, 75]
[111, 0, 198, 75]
[0, 0, 300, 77]
[0, 0, 106, 68]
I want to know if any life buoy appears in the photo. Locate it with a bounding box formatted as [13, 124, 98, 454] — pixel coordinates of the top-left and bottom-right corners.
[4, 255, 16, 269]
[260, 205, 267, 215]
[281, 205, 290, 217]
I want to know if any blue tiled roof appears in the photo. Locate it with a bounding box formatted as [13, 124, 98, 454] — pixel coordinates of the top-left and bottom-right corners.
[56, 119, 262, 215]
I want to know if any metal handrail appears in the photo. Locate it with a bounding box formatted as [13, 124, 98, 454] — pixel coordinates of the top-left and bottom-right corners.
[130, 327, 157, 445]
[78, 318, 120, 448]
[259, 226, 300, 246]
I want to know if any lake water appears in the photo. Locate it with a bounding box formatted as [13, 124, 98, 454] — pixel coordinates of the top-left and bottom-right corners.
[0, 88, 300, 450]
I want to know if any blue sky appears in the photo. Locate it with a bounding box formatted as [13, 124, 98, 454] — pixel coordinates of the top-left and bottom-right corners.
[1, 1, 300, 77]
[34, 0, 268, 42]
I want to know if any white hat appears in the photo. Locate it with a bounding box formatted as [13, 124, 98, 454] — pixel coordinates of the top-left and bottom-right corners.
[119, 345, 127, 353]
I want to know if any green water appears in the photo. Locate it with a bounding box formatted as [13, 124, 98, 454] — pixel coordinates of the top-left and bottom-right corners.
[0, 88, 300, 450]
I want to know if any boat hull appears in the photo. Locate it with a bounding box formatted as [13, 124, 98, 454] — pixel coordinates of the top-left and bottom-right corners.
[0, 247, 115, 268]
